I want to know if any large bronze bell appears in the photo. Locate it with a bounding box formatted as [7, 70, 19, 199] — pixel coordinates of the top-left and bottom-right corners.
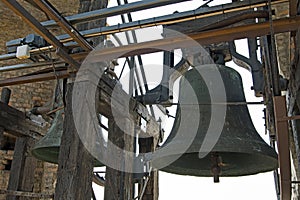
[153, 64, 277, 181]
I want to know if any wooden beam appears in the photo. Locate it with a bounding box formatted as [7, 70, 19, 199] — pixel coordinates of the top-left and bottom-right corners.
[0, 189, 53, 199]
[138, 113, 160, 200]
[0, 102, 46, 139]
[54, 82, 94, 200]
[6, 137, 37, 200]
[0, 88, 11, 149]
[104, 117, 135, 200]
[139, 138, 159, 200]
[97, 75, 160, 138]
[290, 0, 297, 17]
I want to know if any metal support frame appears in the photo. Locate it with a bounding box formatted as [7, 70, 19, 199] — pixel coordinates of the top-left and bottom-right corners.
[3, 14, 299, 66]
[1, 0, 80, 68]
[0, 61, 64, 72]
[5, 0, 288, 51]
[48, 0, 288, 44]
[32, 0, 93, 51]
[1, 15, 300, 87]
[229, 38, 264, 97]
[273, 96, 291, 200]
[41, 0, 193, 28]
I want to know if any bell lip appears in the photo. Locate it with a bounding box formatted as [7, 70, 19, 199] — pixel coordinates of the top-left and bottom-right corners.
[31, 147, 104, 167]
[31, 147, 59, 164]
[152, 151, 278, 177]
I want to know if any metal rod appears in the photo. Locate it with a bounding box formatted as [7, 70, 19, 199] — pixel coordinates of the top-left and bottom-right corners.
[0, 53, 16, 61]
[267, 1, 281, 96]
[165, 102, 264, 105]
[32, 0, 93, 51]
[83, 16, 300, 64]
[41, 0, 193, 28]
[122, 0, 155, 117]
[1, 0, 80, 68]
[4, 0, 281, 49]
[4, 1, 288, 55]
[55, 0, 288, 44]
[7, 2, 263, 49]
[0, 70, 69, 87]
[0, 60, 63, 72]
[0, 15, 299, 87]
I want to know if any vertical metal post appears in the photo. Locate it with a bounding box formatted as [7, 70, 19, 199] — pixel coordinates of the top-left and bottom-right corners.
[273, 96, 291, 200]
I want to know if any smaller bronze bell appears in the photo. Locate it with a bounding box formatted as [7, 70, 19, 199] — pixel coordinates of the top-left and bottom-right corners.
[31, 109, 103, 166]
[31, 109, 63, 164]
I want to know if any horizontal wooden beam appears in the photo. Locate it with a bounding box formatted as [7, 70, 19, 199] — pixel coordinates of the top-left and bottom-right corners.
[0, 189, 53, 198]
[0, 102, 46, 138]
[98, 75, 160, 138]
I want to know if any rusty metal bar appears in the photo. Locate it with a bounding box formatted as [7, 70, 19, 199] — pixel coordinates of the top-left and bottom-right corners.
[32, 0, 93, 51]
[40, 0, 287, 29]
[0, 70, 69, 87]
[1, 0, 80, 68]
[277, 115, 300, 121]
[40, 0, 193, 28]
[0, 16, 300, 87]
[0, 60, 63, 72]
[273, 96, 291, 200]
[57, 0, 288, 44]
[84, 16, 300, 64]
[0, 53, 16, 61]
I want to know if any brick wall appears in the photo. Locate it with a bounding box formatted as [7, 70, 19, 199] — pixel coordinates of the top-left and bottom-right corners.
[0, 150, 13, 200]
[0, 0, 79, 198]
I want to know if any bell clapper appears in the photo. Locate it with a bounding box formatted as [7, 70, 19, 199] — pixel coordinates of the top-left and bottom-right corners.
[211, 153, 221, 183]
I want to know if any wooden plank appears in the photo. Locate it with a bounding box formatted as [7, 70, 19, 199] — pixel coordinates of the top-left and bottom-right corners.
[0, 190, 53, 198]
[54, 82, 94, 200]
[273, 96, 291, 200]
[104, 117, 135, 200]
[0, 127, 5, 150]
[139, 138, 159, 200]
[0, 102, 46, 139]
[290, 0, 297, 17]
[6, 138, 27, 200]
[6, 137, 37, 200]
[1, 88, 11, 104]
[0, 88, 11, 149]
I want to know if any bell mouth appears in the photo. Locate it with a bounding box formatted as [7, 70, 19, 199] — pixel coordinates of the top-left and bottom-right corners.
[31, 147, 59, 164]
[31, 147, 104, 167]
[153, 151, 278, 177]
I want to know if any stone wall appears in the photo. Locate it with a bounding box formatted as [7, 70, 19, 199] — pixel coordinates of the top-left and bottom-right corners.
[0, 0, 79, 199]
